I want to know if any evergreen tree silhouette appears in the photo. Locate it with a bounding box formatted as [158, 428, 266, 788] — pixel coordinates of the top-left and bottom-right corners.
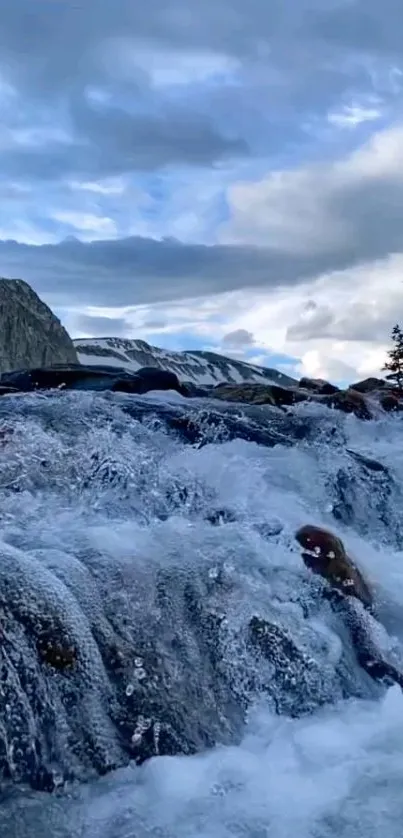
[383, 324, 403, 389]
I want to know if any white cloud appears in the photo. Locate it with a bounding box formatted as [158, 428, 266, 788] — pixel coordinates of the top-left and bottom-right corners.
[327, 102, 382, 128]
[61, 250, 402, 383]
[122, 42, 241, 88]
[69, 178, 126, 196]
[52, 211, 117, 239]
[220, 124, 403, 255]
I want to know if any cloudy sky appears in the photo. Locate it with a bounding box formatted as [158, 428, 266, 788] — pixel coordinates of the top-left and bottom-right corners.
[1, 0, 403, 382]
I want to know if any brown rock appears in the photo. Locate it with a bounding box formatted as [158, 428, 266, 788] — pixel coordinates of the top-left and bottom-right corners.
[350, 377, 386, 393]
[295, 524, 373, 608]
[299, 377, 339, 396]
[322, 388, 372, 421]
[212, 383, 308, 408]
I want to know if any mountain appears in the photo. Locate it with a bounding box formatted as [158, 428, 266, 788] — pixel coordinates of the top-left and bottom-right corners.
[0, 278, 77, 375]
[73, 336, 298, 388]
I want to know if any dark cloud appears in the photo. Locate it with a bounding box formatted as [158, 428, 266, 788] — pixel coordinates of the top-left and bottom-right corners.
[0, 106, 247, 183]
[142, 318, 167, 329]
[0, 0, 402, 315]
[0, 234, 378, 309]
[73, 314, 129, 337]
[222, 329, 255, 347]
[0, 236, 266, 307]
[0, 0, 400, 187]
[1, 0, 400, 88]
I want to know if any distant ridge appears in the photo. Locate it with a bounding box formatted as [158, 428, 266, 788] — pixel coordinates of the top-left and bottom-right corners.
[73, 336, 298, 388]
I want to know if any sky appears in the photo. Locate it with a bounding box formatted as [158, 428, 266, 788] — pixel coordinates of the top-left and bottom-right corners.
[1, 0, 403, 382]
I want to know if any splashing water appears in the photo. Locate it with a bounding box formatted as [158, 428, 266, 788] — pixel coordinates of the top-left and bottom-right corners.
[1, 389, 403, 837]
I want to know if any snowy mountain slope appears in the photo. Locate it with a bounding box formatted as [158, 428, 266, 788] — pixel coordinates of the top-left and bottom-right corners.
[73, 336, 298, 388]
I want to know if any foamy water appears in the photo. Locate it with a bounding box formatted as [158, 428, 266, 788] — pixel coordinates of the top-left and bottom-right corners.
[1, 390, 403, 837]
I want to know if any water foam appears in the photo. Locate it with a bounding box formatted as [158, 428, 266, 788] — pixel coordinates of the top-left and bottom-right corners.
[1, 390, 403, 836]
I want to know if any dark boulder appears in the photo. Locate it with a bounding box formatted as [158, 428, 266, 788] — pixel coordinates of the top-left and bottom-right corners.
[299, 377, 339, 395]
[212, 382, 308, 409]
[0, 364, 184, 397]
[322, 388, 373, 421]
[346, 449, 389, 475]
[0, 386, 19, 396]
[350, 377, 386, 393]
[125, 366, 184, 395]
[180, 381, 211, 398]
[380, 393, 403, 413]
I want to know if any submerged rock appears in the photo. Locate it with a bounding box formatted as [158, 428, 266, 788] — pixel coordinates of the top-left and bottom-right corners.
[0, 532, 383, 796]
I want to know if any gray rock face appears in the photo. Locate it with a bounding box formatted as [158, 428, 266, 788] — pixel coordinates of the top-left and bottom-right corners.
[0, 279, 77, 375]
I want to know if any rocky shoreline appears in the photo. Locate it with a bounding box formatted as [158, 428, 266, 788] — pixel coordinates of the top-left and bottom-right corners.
[0, 363, 401, 421]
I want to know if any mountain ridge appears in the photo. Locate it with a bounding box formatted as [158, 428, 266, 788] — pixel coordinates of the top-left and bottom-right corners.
[73, 336, 298, 388]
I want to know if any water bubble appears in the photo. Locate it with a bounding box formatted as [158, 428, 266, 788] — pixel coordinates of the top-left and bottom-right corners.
[134, 667, 146, 680]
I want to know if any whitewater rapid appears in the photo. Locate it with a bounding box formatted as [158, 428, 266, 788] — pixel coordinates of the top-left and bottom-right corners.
[2, 389, 403, 837]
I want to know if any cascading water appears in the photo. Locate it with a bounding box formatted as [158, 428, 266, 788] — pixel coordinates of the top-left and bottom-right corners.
[1, 389, 403, 837]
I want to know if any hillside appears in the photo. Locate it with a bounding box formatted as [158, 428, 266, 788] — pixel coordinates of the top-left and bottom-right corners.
[73, 336, 298, 388]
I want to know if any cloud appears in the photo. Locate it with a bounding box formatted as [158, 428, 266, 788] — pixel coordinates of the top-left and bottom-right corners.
[0, 0, 401, 195]
[220, 124, 403, 264]
[1, 122, 403, 309]
[222, 328, 255, 347]
[73, 314, 130, 337]
[56, 249, 402, 384]
[1, 0, 403, 384]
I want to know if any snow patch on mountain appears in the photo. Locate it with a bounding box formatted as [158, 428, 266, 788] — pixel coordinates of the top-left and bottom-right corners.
[73, 337, 298, 388]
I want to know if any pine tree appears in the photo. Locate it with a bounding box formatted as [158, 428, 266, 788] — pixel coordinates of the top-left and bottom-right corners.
[383, 324, 403, 389]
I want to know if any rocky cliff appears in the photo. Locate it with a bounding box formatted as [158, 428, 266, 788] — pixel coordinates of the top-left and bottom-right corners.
[0, 279, 77, 375]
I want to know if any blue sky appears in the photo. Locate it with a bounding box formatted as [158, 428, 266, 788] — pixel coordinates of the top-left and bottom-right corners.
[1, 0, 403, 382]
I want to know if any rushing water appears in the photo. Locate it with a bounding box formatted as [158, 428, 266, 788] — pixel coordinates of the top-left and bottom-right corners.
[1, 389, 403, 837]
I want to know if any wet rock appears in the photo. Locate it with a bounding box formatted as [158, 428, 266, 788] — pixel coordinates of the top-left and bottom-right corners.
[380, 393, 403, 413]
[247, 616, 330, 716]
[0, 386, 19, 396]
[295, 524, 373, 608]
[0, 364, 184, 397]
[254, 519, 284, 539]
[322, 389, 373, 421]
[123, 366, 184, 395]
[205, 508, 238, 526]
[346, 449, 390, 474]
[350, 377, 386, 393]
[212, 382, 308, 409]
[328, 595, 403, 691]
[179, 381, 210, 398]
[299, 377, 339, 395]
